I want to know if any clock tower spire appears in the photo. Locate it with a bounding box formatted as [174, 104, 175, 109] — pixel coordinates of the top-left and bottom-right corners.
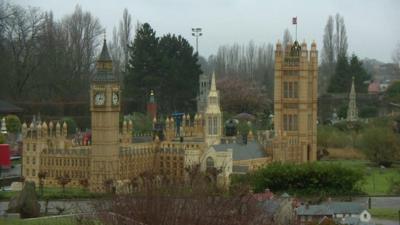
[89, 37, 121, 192]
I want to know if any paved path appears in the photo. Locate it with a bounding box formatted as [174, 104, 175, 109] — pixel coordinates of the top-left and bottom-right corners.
[372, 218, 398, 225]
[352, 196, 400, 209]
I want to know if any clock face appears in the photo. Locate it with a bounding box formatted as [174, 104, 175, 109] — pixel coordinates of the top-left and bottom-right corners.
[94, 92, 105, 106]
[112, 92, 119, 105]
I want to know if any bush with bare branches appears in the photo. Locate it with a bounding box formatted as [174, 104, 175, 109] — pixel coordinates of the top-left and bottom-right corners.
[56, 174, 71, 193]
[88, 170, 273, 225]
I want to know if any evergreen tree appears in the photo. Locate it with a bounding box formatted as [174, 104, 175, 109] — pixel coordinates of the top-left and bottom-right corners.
[125, 23, 160, 111]
[158, 34, 201, 113]
[328, 54, 370, 93]
[124, 23, 201, 114]
[328, 54, 349, 93]
[348, 55, 371, 93]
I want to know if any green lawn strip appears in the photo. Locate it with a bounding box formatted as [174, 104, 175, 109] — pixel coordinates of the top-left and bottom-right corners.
[369, 208, 400, 221]
[0, 217, 76, 225]
[363, 168, 400, 195]
[319, 160, 400, 195]
[0, 187, 104, 200]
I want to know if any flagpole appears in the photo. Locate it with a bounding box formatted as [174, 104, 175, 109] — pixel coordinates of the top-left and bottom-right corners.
[295, 16, 297, 41]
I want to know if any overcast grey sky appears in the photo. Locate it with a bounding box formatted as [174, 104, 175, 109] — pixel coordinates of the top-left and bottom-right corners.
[15, 0, 400, 63]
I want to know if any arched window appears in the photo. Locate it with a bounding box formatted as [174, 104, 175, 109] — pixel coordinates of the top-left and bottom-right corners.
[213, 117, 218, 135]
[208, 116, 212, 135]
[206, 157, 214, 169]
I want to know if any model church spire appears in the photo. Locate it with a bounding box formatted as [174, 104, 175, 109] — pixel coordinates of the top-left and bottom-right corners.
[347, 77, 358, 122]
[204, 72, 222, 146]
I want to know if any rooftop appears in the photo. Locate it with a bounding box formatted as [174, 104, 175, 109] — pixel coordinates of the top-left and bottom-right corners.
[213, 140, 266, 161]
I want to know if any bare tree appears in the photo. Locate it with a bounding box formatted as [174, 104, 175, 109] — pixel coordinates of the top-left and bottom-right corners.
[217, 77, 270, 114]
[319, 13, 348, 94]
[3, 5, 44, 99]
[109, 8, 133, 85]
[61, 5, 103, 92]
[109, 26, 122, 79]
[322, 16, 335, 67]
[282, 28, 293, 50]
[334, 13, 348, 58]
[119, 8, 132, 71]
[57, 174, 71, 193]
[320, 15, 336, 94]
[38, 171, 47, 196]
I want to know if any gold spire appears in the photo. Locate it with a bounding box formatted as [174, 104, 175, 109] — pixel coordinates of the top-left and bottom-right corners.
[210, 72, 216, 91]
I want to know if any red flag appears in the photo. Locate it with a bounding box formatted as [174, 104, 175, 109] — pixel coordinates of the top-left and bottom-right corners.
[292, 17, 297, 25]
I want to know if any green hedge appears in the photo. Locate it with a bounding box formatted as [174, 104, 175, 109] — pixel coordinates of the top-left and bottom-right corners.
[235, 162, 364, 196]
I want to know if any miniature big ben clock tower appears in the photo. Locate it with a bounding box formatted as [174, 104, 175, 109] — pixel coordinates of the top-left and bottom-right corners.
[89, 38, 120, 192]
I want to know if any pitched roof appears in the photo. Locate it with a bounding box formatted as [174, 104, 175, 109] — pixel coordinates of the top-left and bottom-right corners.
[324, 202, 366, 215]
[0, 100, 23, 114]
[99, 39, 112, 61]
[213, 141, 266, 161]
[296, 205, 333, 216]
[296, 202, 367, 216]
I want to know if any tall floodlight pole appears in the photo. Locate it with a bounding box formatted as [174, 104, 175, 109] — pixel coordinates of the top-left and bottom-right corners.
[191, 27, 202, 54]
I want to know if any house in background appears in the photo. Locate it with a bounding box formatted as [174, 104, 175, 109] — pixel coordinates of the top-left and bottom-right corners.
[295, 202, 374, 225]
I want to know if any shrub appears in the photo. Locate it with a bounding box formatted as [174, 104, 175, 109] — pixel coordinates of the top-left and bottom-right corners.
[317, 125, 352, 149]
[239, 162, 364, 196]
[126, 112, 153, 134]
[359, 105, 378, 118]
[361, 127, 400, 167]
[5, 115, 21, 133]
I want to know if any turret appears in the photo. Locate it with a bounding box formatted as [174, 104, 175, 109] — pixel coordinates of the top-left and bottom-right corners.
[55, 122, 61, 137]
[29, 122, 34, 138]
[37, 123, 42, 138]
[300, 40, 308, 63]
[310, 40, 318, 64]
[62, 122, 67, 137]
[42, 122, 48, 138]
[49, 121, 53, 137]
[285, 41, 293, 55]
[128, 119, 133, 134]
[122, 120, 127, 135]
[22, 122, 28, 138]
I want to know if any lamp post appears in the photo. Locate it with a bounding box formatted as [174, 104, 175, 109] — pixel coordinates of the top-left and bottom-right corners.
[191, 27, 202, 54]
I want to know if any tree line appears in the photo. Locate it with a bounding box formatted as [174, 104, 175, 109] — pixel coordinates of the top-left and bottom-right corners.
[0, 3, 103, 101]
[0, 2, 201, 125]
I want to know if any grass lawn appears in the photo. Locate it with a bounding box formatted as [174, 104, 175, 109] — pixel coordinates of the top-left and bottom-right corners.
[369, 208, 400, 221]
[319, 160, 400, 195]
[0, 187, 104, 200]
[0, 217, 77, 225]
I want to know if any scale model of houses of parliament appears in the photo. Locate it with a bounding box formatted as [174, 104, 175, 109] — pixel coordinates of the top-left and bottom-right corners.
[21, 38, 318, 192]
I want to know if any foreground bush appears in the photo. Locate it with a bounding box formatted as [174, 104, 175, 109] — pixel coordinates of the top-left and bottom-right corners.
[237, 162, 364, 196]
[89, 173, 272, 225]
